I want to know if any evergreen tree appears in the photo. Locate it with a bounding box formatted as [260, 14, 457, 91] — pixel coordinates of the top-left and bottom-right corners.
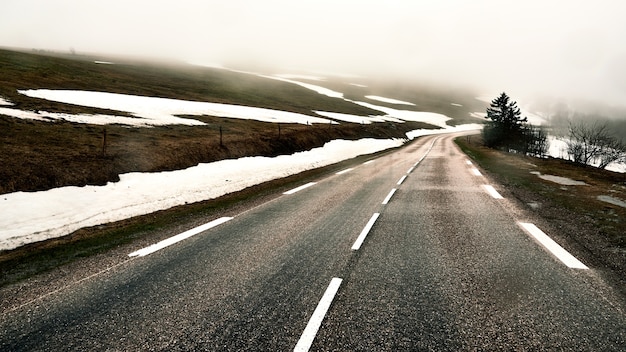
[486, 92, 527, 129]
[482, 92, 529, 151]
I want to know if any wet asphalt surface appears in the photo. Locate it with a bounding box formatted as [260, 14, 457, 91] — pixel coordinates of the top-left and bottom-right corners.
[1, 134, 625, 351]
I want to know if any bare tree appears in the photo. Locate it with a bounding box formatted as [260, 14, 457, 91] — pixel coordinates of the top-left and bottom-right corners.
[566, 120, 626, 169]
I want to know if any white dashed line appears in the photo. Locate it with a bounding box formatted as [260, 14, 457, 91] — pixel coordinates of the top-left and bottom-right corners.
[471, 168, 482, 176]
[407, 166, 415, 174]
[382, 188, 397, 205]
[483, 185, 503, 199]
[129, 217, 233, 257]
[466, 159, 473, 165]
[294, 278, 343, 352]
[518, 222, 588, 269]
[397, 175, 407, 185]
[284, 182, 317, 195]
[352, 213, 380, 250]
[336, 168, 354, 175]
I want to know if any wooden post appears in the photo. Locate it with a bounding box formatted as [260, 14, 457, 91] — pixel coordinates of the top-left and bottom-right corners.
[102, 127, 107, 157]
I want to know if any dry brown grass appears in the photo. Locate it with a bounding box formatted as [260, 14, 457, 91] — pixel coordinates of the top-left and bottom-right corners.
[0, 113, 434, 194]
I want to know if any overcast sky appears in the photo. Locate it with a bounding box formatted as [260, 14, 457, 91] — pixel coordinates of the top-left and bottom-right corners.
[2, 0, 625, 107]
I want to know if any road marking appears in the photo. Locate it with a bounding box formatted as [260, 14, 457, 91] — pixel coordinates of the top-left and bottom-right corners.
[415, 137, 438, 166]
[407, 166, 415, 174]
[128, 217, 233, 257]
[352, 213, 380, 250]
[294, 278, 343, 352]
[483, 185, 503, 199]
[284, 182, 317, 195]
[382, 188, 397, 205]
[471, 168, 482, 176]
[363, 160, 375, 165]
[397, 175, 407, 185]
[336, 168, 354, 175]
[518, 222, 589, 269]
[466, 159, 473, 165]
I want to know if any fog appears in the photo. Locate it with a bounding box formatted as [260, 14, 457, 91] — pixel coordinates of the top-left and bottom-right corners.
[2, 0, 625, 109]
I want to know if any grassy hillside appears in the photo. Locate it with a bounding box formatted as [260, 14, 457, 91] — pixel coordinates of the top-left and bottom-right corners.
[0, 49, 483, 194]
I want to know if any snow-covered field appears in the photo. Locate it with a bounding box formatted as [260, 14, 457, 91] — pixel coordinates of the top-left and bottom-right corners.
[0, 74, 484, 251]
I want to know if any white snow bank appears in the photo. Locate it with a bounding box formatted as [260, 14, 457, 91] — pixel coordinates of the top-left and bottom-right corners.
[314, 111, 388, 124]
[273, 74, 325, 81]
[365, 95, 415, 106]
[0, 96, 12, 106]
[0, 138, 403, 251]
[353, 101, 451, 128]
[470, 112, 487, 119]
[0, 107, 191, 126]
[17, 90, 332, 126]
[263, 76, 344, 99]
[405, 124, 482, 139]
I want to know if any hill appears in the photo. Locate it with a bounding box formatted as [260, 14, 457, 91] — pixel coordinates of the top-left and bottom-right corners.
[0, 49, 484, 194]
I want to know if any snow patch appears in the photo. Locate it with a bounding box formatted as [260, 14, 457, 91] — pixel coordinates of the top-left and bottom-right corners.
[262, 76, 344, 99]
[365, 95, 415, 106]
[405, 124, 482, 139]
[273, 74, 325, 81]
[0, 96, 13, 106]
[314, 111, 386, 124]
[530, 171, 587, 186]
[597, 195, 626, 208]
[17, 90, 332, 126]
[353, 101, 451, 128]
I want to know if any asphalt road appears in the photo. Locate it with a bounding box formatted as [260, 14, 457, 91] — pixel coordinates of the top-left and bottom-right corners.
[1, 133, 625, 351]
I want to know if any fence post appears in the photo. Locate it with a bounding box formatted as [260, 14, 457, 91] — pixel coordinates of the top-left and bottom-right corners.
[102, 127, 107, 157]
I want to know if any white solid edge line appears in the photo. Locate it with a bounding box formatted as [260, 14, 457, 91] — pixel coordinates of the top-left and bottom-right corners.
[284, 182, 317, 195]
[483, 185, 503, 199]
[363, 160, 375, 165]
[382, 188, 397, 205]
[294, 278, 343, 352]
[471, 168, 482, 176]
[397, 175, 407, 185]
[352, 213, 380, 250]
[129, 217, 233, 257]
[336, 168, 354, 175]
[518, 222, 588, 269]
